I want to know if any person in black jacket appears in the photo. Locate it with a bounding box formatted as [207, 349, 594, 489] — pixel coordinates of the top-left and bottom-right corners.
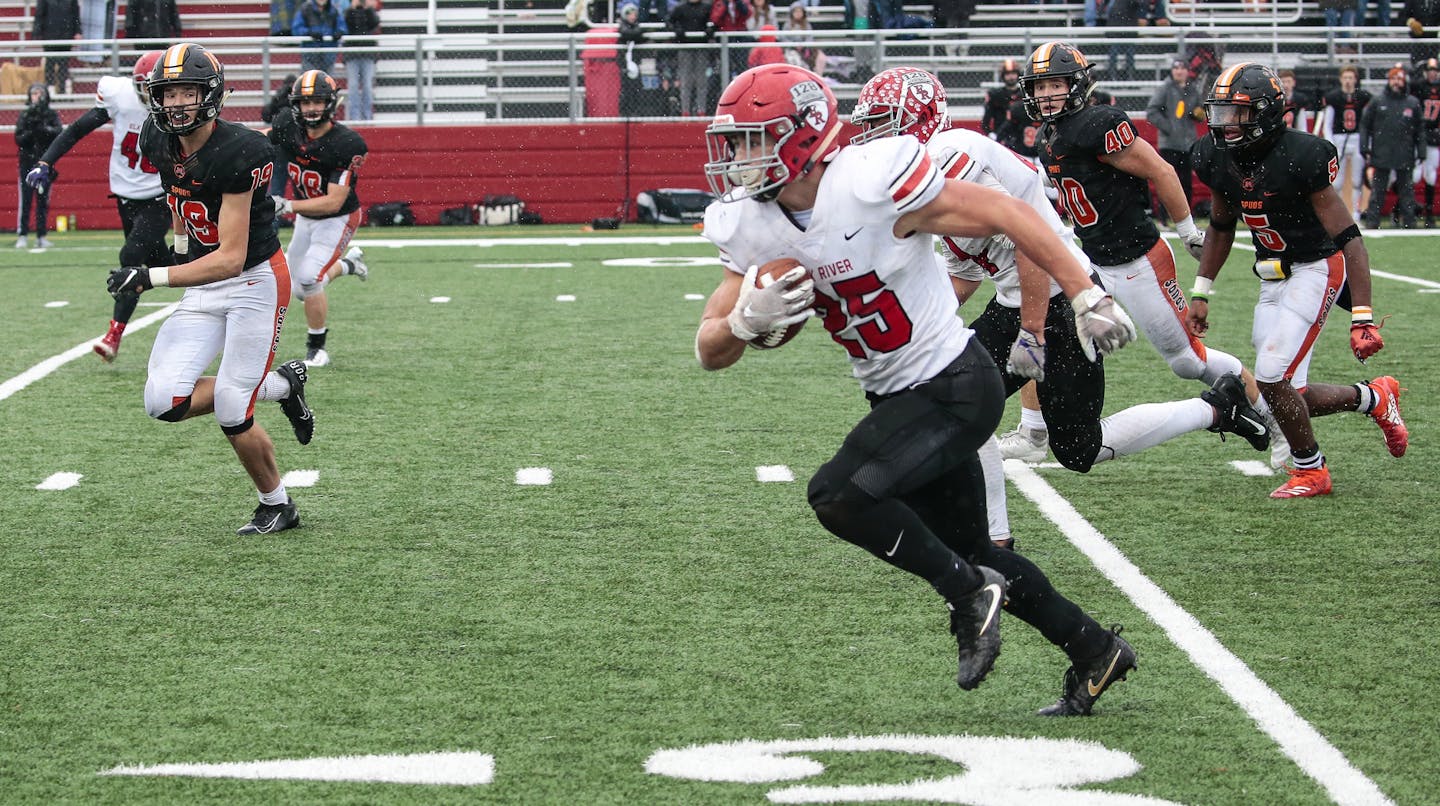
[124, 0, 182, 40]
[1359, 65, 1426, 228]
[668, 0, 714, 117]
[981, 59, 1022, 140]
[33, 0, 81, 92]
[14, 84, 62, 249]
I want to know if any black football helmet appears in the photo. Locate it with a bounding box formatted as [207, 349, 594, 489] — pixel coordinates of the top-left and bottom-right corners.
[1204, 62, 1286, 162]
[291, 69, 341, 128]
[1020, 41, 1094, 122]
[146, 43, 226, 134]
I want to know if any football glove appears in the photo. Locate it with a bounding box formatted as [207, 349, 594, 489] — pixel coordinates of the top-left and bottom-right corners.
[25, 162, 56, 194]
[107, 266, 152, 297]
[1006, 328, 1045, 382]
[1176, 216, 1205, 260]
[1072, 286, 1137, 362]
[727, 264, 815, 342]
[272, 195, 293, 216]
[1351, 322, 1384, 362]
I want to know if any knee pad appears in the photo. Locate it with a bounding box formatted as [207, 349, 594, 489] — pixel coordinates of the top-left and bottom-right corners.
[152, 396, 191, 422]
[807, 467, 868, 531]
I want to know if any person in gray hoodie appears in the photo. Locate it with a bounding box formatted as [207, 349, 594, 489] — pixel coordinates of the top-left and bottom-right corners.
[1146, 59, 1205, 219]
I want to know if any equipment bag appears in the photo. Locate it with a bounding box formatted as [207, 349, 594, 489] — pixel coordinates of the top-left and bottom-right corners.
[481, 194, 525, 226]
[635, 188, 714, 224]
[368, 201, 415, 226]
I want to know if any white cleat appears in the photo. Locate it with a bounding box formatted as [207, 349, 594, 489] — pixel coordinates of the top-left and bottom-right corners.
[344, 246, 368, 281]
[14, 235, 28, 249]
[36, 237, 53, 249]
[304, 347, 330, 368]
[997, 426, 1049, 463]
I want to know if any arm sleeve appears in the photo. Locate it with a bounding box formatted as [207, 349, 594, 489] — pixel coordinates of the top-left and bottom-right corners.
[39, 106, 111, 165]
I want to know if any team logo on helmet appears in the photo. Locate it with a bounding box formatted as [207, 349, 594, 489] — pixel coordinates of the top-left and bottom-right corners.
[791, 81, 829, 131]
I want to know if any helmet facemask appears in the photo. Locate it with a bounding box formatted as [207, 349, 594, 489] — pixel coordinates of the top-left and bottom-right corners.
[705, 121, 791, 201]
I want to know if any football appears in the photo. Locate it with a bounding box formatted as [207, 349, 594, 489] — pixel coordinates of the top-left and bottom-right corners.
[748, 257, 812, 349]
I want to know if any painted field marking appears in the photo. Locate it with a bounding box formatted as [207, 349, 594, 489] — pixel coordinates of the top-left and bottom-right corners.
[353, 236, 709, 249]
[684, 293, 705, 301]
[100, 751, 495, 785]
[0, 302, 179, 404]
[1228, 460, 1276, 477]
[281, 470, 320, 488]
[429, 296, 451, 304]
[516, 467, 553, 486]
[138, 301, 173, 307]
[555, 295, 577, 302]
[756, 465, 794, 483]
[1005, 460, 1394, 806]
[44, 300, 68, 308]
[472, 262, 574, 268]
[36, 472, 82, 490]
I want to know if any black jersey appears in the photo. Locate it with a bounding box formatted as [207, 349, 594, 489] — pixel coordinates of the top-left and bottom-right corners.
[1412, 80, 1440, 145]
[1038, 104, 1157, 265]
[269, 109, 366, 219]
[999, 98, 1042, 157]
[1323, 88, 1372, 135]
[982, 85, 1023, 137]
[1283, 89, 1314, 130]
[1191, 130, 1340, 264]
[139, 118, 281, 269]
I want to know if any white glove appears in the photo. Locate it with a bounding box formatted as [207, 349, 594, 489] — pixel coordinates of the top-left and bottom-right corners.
[1006, 328, 1045, 382]
[727, 264, 815, 342]
[1175, 215, 1205, 260]
[1072, 285, 1137, 362]
[271, 195, 293, 216]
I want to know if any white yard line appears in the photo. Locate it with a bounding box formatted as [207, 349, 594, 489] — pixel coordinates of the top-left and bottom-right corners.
[0, 302, 179, 403]
[1004, 460, 1394, 806]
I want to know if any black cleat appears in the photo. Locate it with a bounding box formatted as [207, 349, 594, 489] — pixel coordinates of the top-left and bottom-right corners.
[1038, 625, 1137, 716]
[236, 498, 300, 536]
[1202, 372, 1269, 451]
[948, 565, 1007, 691]
[275, 360, 314, 445]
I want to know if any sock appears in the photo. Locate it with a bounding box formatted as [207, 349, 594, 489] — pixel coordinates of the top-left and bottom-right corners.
[259, 484, 288, 506]
[977, 436, 1011, 545]
[1019, 407, 1048, 432]
[1354, 382, 1377, 414]
[307, 328, 327, 352]
[257, 371, 292, 401]
[1292, 446, 1325, 471]
[1094, 399, 1212, 465]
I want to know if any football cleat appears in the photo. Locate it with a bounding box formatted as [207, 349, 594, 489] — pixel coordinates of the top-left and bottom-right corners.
[1366, 376, 1407, 458]
[1269, 464, 1332, 499]
[304, 346, 330, 368]
[1038, 625, 1136, 716]
[15, 235, 28, 249]
[93, 326, 122, 362]
[344, 245, 368, 281]
[1202, 373, 1269, 451]
[274, 360, 314, 445]
[997, 426, 1049, 463]
[236, 498, 300, 535]
[36, 237, 53, 249]
[949, 565, 1007, 691]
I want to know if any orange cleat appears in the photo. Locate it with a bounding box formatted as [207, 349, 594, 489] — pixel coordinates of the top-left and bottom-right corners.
[1270, 465, 1333, 499]
[1366, 376, 1408, 458]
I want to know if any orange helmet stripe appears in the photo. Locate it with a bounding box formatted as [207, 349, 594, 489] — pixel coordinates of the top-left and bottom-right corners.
[1212, 63, 1251, 99]
[160, 43, 189, 78]
[1032, 42, 1057, 73]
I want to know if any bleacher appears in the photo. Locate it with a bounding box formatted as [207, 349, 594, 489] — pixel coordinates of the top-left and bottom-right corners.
[0, 0, 1433, 125]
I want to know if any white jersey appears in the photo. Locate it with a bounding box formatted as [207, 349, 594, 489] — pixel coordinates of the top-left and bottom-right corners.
[928, 128, 1082, 309]
[704, 135, 972, 395]
[95, 75, 163, 200]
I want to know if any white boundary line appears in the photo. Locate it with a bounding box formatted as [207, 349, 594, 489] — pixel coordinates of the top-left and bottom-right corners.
[0, 303, 179, 403]
[1004, 460, 1394, 806]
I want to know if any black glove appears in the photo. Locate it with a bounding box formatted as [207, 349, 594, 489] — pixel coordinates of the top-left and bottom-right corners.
[107, 266, 152, 297]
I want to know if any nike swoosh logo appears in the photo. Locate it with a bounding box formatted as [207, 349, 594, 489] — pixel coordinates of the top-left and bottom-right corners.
[1087, 650, 1123, 696]
[979, 582, 1003, 634]
[254, 512, 283, 533]
[1125, 272, 1142, 281]
[884, 529, 904, 557]
[844, 228, 863, 240]
[246, 280, 260, 286]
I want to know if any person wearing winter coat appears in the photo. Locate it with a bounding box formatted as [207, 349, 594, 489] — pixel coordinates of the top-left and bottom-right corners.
[124, 0, 182, 40]
[1146, 58, 1205, 212]
[1360, 65, 1427, 228]
[33, 0, 81, 92]
[343, 0, 380, 120]
[667, 0, 714, 116]
[293, 0, 347, 74]
[14, 84, 62, 248]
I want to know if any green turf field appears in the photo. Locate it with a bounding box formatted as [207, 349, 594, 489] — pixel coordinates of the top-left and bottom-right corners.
[0, 225, 1435, 804]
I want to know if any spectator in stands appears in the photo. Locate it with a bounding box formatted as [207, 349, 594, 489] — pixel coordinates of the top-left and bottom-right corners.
[1083, 0, 1102, 26]
[1321, 0, 1362, 47]
[872, 0, 932, 31]
[1279, 68, 1316, 131]
[1406, 0, 1440, 65]
[294, 0, 347, 74]
[1360, 64, 1425, 228]
[272, 0, 299, 35]
[748, 0, 780, 30]
[617, 3, 648, 115]
[710, 0, 751, 79]
[125, 0, 181, 41]
[933, 0, 978, 30]
[781, 2, 825, 75]
[668, 0, 714, 116]
[748, 24, 785, 67]
[1146, 58, 1204, 218]
[15, 84, 61, 249]
[1374, 0, 1394, 27]
[33, 0, 81, 94]
[344, 0, 380, 121]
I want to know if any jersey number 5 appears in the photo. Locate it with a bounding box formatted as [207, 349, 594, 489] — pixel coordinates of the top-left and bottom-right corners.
[1241, 212, 1288, 252]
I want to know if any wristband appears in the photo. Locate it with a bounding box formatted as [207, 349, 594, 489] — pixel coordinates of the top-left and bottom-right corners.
[1176, 215, 1200, 240]
[1191, 276, 1214, 301]
[1351, 305, 1373, 325]
[149, 266, 170, 288]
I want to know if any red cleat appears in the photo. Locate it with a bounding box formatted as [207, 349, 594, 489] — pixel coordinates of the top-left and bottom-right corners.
[1366, 376, 1408, 458]
[93, 325, 122, 362]
[1270, 465, 1333, 499]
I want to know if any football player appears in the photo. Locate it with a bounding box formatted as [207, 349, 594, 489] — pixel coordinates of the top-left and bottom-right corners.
[1189, 62, 1407, 499]
[27, 52, 172, 362]
[109, 43, 316, 535]
[1320, 65, 1372, 219]
[852, 67, 1268, 475]
[1009, 41, 1275, 465]
[695, 63, 1138, 714]
[980, 59, 1023, 141]
[1277, 68, 1314, 132]
[1410, 58, 1440, 227]
[268, 69, 369, 368]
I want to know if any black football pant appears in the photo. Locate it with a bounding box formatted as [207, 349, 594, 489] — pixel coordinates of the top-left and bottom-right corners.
[16, 168, 49, 238]
[112, 195, 173, 325]
[807, 342, 1106, 661]
[968, 292, 1108, 472]
[1366, 165, 1416, 226]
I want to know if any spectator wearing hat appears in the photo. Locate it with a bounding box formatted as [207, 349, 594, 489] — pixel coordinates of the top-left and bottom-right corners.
[1359, 65, 1425, 228]
[1146, 58, 1204, 216]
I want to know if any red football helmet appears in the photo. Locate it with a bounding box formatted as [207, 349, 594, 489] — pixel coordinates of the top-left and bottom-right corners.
[850, 66, 949, 146]
[704, 64, 842, 202]
[132, 51, 163, 106]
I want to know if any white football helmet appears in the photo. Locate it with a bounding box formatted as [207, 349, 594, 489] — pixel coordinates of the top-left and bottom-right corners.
[851, 66, 950, 146]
